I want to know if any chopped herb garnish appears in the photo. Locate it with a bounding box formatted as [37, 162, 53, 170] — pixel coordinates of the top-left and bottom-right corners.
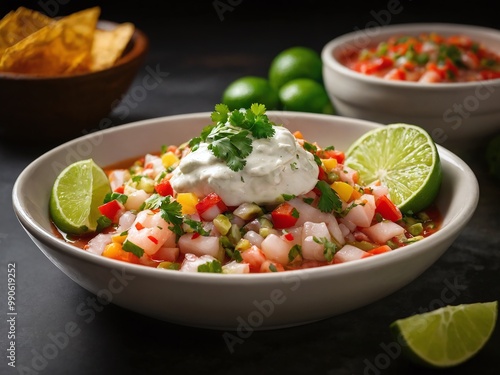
[122, 240, 145, 258]
[288, 244, 302, 262]
[184, 218, 210, 236]
[198, 260, 223, 273]
[315, 180, 342, 213]
[96, 215, 112, 232]
[142, 193, 184, 236]
[313, 236, 338, 262]
[189, 103, 276, 171]
[104, 192, 128, 204]
[282, 194, 296, 201]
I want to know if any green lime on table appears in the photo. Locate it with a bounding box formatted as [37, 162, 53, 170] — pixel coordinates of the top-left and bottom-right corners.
[344, 123, 442, 214]
[279, 78, 334, 114]
[49, 159, 111, 235]
[221, 76, 279, 111]
[390, 301, 498, 368]
[268, 46, 323, 90]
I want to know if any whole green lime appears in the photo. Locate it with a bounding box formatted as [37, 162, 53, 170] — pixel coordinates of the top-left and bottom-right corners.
[221, 76, 280, 111]
[268, 46, 323, 90]
[278, 78, 334, 114]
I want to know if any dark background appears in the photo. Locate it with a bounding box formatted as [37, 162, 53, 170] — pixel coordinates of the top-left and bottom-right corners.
[1, 1, 499, 375]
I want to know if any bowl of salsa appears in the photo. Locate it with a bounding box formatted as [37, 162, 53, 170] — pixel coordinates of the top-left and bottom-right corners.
[322, 23, 500, 150]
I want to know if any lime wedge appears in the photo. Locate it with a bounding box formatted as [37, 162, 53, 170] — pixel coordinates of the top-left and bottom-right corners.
[49, 159, 111, 235]
[390, 301, 498, 368]
[345, 123, 442, 214]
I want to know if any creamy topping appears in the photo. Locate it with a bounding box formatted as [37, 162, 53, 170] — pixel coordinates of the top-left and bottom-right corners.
[170, 125, 319, 206]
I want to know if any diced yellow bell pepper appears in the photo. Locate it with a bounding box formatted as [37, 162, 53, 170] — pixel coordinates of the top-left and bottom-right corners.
[321, 158, 338, 171]
[161, 151, 179, 168]
[176, 192, 198, 215]
[111, 233, 127, 243]
[102, 242, 123, 258]
[331, 181, 354, 202]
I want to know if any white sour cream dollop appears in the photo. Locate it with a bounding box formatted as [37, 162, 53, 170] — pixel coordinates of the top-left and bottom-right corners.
[170, 125, 319, 206]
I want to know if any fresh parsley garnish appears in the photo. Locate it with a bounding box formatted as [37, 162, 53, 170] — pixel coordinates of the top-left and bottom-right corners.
[189, 103, 276, 171]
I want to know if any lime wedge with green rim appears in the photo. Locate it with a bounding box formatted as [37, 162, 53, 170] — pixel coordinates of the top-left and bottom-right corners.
[344, 123, 442, 214]
[390, 301, 498, 368]
[49, 159, 111, 235]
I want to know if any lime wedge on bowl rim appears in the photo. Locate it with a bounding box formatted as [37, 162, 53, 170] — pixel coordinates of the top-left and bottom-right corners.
[49, 159, 111, 235]
[345, 123, 442, 214]
[390, 301, 498, 368]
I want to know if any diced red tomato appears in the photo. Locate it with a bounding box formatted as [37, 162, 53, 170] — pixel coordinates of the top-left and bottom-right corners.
[357, 56, 394, 75]
[98, 200, 123, 221]
[155, 178, 174, 197]
[375, 195, 403, 222]
[196, 193, 228, 216]
[271, 202, 299, 229]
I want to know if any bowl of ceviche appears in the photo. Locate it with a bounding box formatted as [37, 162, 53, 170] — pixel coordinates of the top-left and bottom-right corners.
[12, 106, 478, 330]
[322, 22, 500, 149]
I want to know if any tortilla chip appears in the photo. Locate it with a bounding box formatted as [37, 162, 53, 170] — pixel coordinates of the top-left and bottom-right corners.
[0, 7, 100, 75]
[0, 7, 53, 55]
[90, 22, 135, 71]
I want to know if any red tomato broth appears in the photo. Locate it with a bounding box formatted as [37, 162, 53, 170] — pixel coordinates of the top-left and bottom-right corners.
[339, 32, 500, 83]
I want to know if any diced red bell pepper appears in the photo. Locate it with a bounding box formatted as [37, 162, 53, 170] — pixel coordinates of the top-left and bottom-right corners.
[195, 192, 227, 216]
[375, 195, 402, 222]
[114, 185, 125, 194]
[323, 149, 345, 164]
[98, 200, 123, 221]
[480, 70, 500, 80]
[155, 178, 174, 197]
[271, 202, 299, 230]
[317, 166, 328, 182]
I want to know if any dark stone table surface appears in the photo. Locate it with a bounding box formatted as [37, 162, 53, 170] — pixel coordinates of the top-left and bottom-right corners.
[1, 1, 499, 374]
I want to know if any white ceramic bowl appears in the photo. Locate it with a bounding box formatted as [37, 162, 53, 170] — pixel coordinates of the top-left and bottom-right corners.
[322, 23, 500, 149]
[12, 111, 478, 330]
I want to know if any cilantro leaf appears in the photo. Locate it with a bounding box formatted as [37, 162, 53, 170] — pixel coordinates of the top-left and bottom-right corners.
[142, 193, 184, 236]
[315, 180, 342, 213]
[184, 218, 210, 236]
[198, 260, 223, 273]
[193, 103, 276, 171]
[313, 236, 338, 262]
[211, 103, 230, 123]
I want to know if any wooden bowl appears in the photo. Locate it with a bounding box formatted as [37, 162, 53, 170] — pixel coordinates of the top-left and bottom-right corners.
[0, 21, 149, 145]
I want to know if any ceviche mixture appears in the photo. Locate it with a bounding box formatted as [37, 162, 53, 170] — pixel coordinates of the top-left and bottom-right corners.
[342, 32, 500, 83]
[71, 104, 439, 273]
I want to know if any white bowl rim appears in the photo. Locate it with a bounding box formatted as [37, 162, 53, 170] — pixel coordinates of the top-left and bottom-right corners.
[322, 22, 500, 89]
[12, 111, 479, 285]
